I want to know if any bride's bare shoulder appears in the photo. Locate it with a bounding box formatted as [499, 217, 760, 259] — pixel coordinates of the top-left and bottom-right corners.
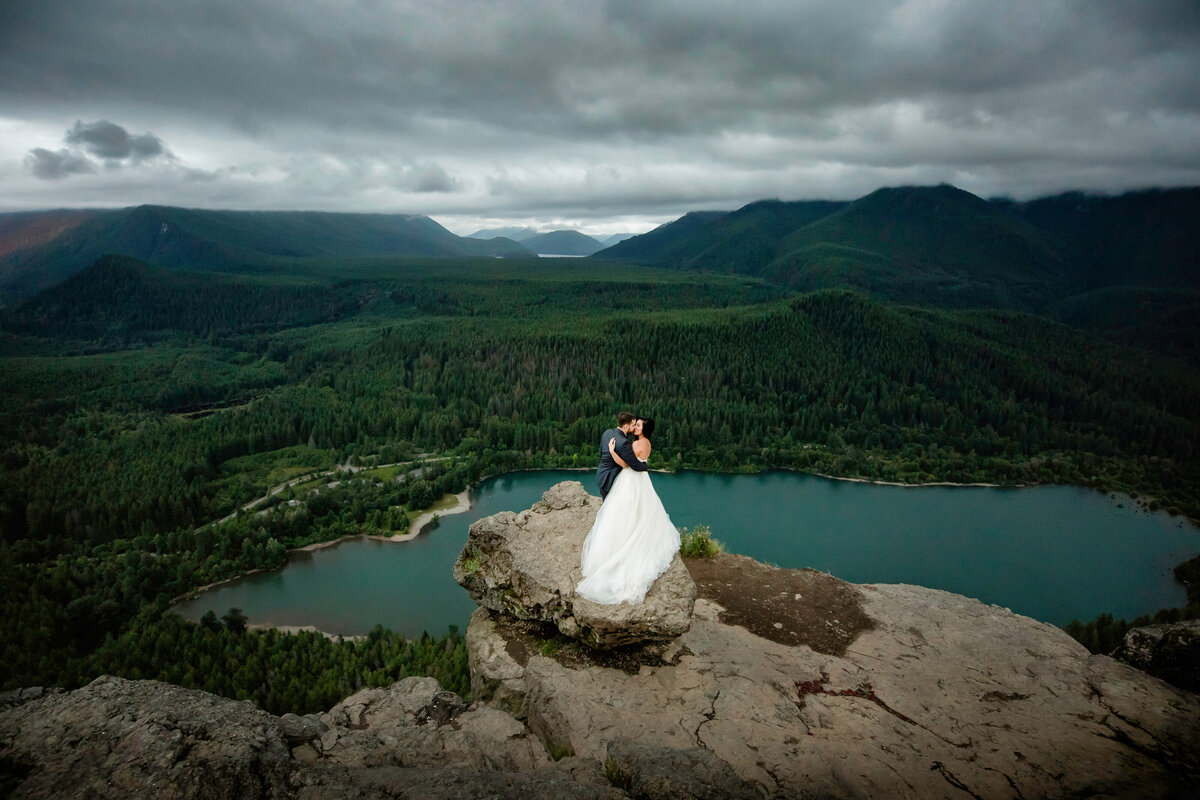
[633, 438, 651, 460]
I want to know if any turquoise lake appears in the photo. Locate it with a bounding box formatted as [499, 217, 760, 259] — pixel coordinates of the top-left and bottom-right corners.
[174, 470, 1199, 637]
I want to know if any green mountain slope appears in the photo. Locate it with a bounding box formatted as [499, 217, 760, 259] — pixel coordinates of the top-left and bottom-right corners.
[594, 210, 731, 264]
[596, 201, 844, 272]
[0, 206, 534, 303]
[768, 185, 1068, 310]
[597, 187, 1072, 310]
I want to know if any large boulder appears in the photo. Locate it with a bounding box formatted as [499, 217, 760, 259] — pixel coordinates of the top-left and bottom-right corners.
[453, 480, 696, 649]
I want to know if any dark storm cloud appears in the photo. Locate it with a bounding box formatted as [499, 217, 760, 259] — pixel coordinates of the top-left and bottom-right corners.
[408, 164, 457, 194]
[10, 0, 1194, 137]
[25, 148, 96, 180]
[65, 120, 168, 162]
[1, 1, 1198, 223]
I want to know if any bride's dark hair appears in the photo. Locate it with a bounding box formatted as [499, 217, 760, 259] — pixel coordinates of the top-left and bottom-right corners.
[639, 417, 656, 439]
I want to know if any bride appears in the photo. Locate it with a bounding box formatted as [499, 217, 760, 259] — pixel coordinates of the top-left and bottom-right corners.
[577, 417, 680, 605]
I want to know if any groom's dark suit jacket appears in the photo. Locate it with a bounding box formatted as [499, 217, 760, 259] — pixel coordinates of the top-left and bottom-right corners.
[596, 428, 648, 499]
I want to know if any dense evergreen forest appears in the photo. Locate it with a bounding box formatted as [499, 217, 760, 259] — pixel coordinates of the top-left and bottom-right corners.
[2, 253, 1197, 712]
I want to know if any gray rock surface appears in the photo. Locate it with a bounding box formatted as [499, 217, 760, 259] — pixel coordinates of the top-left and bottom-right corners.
[290, 759, 626, 800]
[0, 675, 296, 799]
[471, 583, 1200, 799]
[466, 605, 529, 716]
[316, 676, 548, 772]
[1112, 619, 1200, 692]
[603, 741, 764, 800]
[453, 480, 696, 648]
[0, 676, 621, 799]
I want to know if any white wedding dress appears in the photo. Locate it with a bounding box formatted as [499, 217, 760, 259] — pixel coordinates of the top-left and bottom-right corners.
[577, 466, 680, 605]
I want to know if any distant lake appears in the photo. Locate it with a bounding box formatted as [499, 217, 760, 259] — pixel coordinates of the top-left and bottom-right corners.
[174, 470, 1198, 637]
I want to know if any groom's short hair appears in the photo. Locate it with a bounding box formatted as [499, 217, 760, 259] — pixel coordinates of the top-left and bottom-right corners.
[616, 411, 636, 427]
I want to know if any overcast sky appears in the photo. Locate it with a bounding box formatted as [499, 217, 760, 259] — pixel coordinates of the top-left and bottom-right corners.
[1, 1, 1198, 236]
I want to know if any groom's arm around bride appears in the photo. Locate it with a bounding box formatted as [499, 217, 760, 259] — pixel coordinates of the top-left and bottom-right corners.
[596, 412, 648, 499]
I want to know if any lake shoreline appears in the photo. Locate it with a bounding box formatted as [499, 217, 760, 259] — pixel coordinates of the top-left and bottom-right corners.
[247, 623, 366, 642]
[172, 490, 474, 607]
[294, 489, 472, 552]
[811, 471, 1014, 489]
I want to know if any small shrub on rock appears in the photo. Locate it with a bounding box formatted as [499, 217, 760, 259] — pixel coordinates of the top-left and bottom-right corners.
[679, 524, 723, 558]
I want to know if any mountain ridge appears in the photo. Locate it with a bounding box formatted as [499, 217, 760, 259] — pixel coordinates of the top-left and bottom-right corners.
[518, 229, 604, 256]
[4, 184, 1197, 319]
[764, 184, 1069, 310]
[0, 206, 535, 303]
[595, 184, 1200, 316]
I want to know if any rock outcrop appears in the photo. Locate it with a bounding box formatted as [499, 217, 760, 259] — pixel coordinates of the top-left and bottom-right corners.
[4, 483, 1199, 799]
[1113, 619, 1200, 693]
[468, 566, 1200, 799]
[459, 484, 1200, 799]
[0, 676, 624, 800]
[0, 678, 295, 799]
[453, 481, 696, 648]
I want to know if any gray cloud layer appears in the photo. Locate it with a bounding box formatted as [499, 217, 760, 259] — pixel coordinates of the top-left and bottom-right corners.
[23, 119, 174, 185]
[26, 147, 96, 180]
[1, 1, 1198, 231]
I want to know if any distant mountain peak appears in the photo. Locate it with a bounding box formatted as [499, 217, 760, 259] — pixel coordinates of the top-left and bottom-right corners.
[467, 226, 539, 241]
[519, 229, 604, 256]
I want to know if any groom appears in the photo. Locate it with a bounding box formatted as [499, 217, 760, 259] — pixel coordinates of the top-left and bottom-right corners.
[596, 411, 649, 500]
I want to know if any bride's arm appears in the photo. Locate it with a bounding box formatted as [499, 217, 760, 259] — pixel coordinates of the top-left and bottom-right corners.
[608, 437, 630, 468]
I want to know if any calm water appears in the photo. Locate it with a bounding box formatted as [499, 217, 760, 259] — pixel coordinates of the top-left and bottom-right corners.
[174, 470, 1198, 637]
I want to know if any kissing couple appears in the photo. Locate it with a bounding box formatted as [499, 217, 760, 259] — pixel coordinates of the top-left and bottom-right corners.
[576, 411, 681, 605]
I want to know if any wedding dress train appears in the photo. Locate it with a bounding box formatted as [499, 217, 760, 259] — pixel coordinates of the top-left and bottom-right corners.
[577, 468, 680, 605]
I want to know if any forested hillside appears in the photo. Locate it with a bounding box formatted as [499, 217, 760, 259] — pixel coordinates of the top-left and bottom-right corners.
[601, 201, 844, 272]
[4, 255, 354, 343]
[1005, 188, 1200, 290]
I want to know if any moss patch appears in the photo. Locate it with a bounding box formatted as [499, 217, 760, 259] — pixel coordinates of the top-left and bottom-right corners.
[684, 552, 874, 657]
